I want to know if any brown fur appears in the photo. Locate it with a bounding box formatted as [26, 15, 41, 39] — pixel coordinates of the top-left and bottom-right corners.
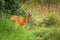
[10, 12, 32, 28]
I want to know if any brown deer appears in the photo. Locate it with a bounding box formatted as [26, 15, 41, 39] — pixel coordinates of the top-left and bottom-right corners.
[10, 9, 32, 28]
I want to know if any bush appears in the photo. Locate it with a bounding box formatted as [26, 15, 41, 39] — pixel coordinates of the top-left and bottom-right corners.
[39, 17, 57, 27]
[0, 0, 26, 17]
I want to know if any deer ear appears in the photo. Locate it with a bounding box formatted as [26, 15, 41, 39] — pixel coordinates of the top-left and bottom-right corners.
[27, 9, 31, 12]
[27, 9, 32, 16]
[29, 10, 32, 16]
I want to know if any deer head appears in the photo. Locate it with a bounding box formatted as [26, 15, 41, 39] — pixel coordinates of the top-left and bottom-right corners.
[26, 9, 32, 17]
[25, 9, 32, 23]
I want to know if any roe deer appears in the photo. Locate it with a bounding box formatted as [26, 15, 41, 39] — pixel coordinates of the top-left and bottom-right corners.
[10, 9, 32, 28]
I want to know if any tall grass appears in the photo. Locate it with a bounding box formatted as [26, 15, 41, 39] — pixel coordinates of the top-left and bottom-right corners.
[0, 16, 33, 40]
[30, 27, 60, 40]
[0, 12, 60, 40]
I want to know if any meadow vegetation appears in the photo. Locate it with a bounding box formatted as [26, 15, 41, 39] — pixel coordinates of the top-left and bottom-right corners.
[0, 0, 60, 40]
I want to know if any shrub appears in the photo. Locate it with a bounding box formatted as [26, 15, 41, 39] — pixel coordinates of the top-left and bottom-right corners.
[0, 0, 26, 17]
[39, 17, 57, 27]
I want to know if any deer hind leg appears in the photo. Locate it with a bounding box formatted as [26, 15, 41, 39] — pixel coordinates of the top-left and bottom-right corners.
[15, 22, 20, 29]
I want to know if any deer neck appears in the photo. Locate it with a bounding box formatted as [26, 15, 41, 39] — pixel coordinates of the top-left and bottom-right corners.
[25, 15, 30, 23]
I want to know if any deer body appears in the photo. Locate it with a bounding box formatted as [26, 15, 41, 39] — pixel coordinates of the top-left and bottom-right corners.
[10, 10, 32, 27]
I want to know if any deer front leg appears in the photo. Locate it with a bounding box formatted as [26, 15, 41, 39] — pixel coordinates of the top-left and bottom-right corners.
[23, 21, 28, 28]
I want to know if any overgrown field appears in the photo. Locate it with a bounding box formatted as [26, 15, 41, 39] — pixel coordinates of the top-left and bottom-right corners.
[0, 10, 60, 40]
[0, 0, 60, 40]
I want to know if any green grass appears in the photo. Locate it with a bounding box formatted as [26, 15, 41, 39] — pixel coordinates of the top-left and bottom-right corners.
[30, 27, 60, 40]
[0, 18, 33, 40]
[0, 17, 60, 40]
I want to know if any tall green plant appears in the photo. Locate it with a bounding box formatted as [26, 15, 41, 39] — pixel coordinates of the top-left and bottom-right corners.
[0, 18, 33, 40]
